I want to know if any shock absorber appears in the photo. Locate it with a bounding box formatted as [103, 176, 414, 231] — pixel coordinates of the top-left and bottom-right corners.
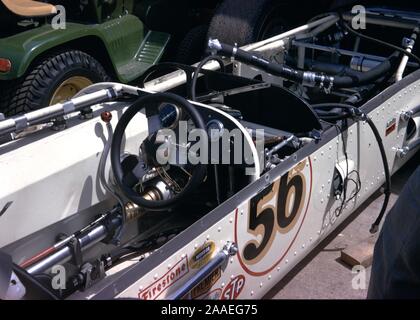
[395, 26, 420, 81]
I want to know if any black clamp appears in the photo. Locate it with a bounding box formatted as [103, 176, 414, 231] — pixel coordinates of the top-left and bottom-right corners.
[52, 116, 67, 131]
[350, 108, 367, 121]
[79, 107, 93, 120]
[68, 237, 83, 268]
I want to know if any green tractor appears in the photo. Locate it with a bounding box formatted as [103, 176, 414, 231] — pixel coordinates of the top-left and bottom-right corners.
[0, 0, 327, 116]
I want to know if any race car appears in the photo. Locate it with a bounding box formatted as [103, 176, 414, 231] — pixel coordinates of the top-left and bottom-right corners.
[0, 5, 419, 300]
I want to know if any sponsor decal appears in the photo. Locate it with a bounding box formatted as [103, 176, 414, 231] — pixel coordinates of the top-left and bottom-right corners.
[201, 288, 222, 300]
[235, 158, 313, 276]
[138, 256, 189, 300]
[189, 241, 216, 269]
[221, 275, 245, 300]
[386, 118, 397, 136]
[191, 267, 221, 299]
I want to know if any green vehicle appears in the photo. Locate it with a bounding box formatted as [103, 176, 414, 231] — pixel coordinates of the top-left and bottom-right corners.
[0, 0, 325, 116]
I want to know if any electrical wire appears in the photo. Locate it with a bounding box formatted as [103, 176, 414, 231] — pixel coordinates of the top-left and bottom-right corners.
[366, 117, 391, 233]
[191, 55, 226, 101]
[313, 102, 391, 231]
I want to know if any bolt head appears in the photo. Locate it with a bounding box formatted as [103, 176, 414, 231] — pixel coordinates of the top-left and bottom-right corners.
[101, 111, 113, 123]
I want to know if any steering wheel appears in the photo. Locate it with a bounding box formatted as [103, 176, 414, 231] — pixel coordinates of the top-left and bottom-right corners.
[111, 92, 207, 210]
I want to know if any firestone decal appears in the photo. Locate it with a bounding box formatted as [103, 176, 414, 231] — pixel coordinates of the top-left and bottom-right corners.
[235, 158, 312, 276]
[138, 256, 189, 300]
[221, 275, 246, 300]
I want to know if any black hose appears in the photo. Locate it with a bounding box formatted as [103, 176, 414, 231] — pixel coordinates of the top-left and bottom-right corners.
[367, 117, 391, 233]
[333, 55, 398, 87]
[191, 55, 225, 101]
[312, 103, 356, 110]
[313, 103, 355, 120]
[208, 41, 397, 89]
[315, 111, 351, 121]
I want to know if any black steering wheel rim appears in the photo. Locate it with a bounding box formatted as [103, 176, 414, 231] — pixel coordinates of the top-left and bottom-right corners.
[111, 92, 207, 210]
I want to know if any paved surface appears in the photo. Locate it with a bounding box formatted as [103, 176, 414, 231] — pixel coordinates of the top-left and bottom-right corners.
[265, 152, 419, 299]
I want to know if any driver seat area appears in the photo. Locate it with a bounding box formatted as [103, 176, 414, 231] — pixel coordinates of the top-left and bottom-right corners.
[1, 0, 57, 17]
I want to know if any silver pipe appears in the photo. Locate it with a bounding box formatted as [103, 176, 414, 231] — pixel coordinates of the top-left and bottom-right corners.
[0, 86, 123, 136]
[27, 218, 120, 275]
[292, 41, 412, 64]
[267, 135, 296, 157]
[167, 243, 238, 300]
[396, 27, 419, 81]
[244, 15, 337, 51]
[342, 12, 420, 30]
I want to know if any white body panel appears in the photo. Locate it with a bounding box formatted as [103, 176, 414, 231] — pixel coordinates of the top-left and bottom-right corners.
[0, 104, 148, 247]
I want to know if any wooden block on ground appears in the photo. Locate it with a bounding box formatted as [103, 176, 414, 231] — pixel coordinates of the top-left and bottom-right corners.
[340, 235, 378, 268]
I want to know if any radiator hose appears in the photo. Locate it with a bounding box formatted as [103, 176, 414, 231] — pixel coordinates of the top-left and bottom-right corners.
[208, 39, 399, 89]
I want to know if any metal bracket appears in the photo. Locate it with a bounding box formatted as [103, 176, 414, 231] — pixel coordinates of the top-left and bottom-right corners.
[52, 117, 67, 131]
[197, 82, 271, 103]
[79, 107, 93, 120]
[68, 238, 83, 268]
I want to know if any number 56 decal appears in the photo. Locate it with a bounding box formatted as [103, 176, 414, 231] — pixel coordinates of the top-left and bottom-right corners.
[234, 159, 312, 276]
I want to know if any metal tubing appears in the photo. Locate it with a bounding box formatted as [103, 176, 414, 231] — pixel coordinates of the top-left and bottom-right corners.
[244, 15, 338, 51]
[0, 86, 123, 136]
[293, 41, 418, 68]
[167, 243, 237, 300]
[342, 12, 420, 30]
[27, 217, 121, 275]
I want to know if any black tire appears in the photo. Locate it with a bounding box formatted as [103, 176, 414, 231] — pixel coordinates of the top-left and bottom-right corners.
[175, 25, 209, 65]
[207, 0, 289, 47]
[0, 50, 110, 116]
